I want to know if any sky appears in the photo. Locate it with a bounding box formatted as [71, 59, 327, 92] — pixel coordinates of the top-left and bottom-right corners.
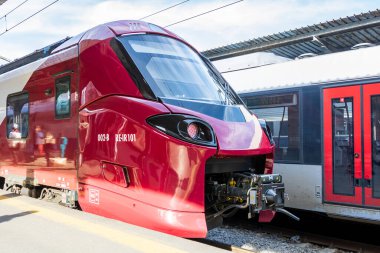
[0, 0, 379, 64]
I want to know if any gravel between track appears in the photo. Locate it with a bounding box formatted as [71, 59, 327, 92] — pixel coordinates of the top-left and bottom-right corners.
[207, 225, 350, 253]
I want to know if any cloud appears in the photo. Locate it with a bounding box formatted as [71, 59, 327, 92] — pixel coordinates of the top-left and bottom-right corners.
[0, 0, 378, 62]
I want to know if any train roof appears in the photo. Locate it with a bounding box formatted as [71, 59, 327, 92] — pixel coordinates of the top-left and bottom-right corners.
[0, 20, 179, 76]
[0, 38, 70, 75]
[223, 45, 380, 94]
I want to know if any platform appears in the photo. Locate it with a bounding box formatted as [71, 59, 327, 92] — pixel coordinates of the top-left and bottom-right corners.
[0, 190, 227, 253]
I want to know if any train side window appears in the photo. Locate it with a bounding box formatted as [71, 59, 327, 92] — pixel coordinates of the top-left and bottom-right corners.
[6, 93, 29, 139]
[55, 76, 71, 119]
[247, 93, 300, 162]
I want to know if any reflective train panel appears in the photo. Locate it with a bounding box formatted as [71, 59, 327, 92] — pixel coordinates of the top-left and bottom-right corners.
[0, 21, 290, 238]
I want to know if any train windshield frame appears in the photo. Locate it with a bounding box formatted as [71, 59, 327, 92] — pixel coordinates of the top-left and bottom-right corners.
[117, 34, 241, 105]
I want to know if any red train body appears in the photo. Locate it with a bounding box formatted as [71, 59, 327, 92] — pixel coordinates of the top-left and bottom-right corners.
[0, 21, 286, 237]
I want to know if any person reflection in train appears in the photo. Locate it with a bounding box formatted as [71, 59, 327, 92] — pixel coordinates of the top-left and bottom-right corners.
[8, 123, 22, 164]
[60, 135, 68, 158]
[44, 131, 56, 167]
[35, 125, 45, 156]
[9, 123, 21, 139]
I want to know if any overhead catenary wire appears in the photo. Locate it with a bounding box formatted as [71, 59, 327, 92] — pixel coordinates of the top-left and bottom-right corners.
[0, 0, 29, 20]
[0, 55, 11, 62]
[139, 0, 190, 20]
[0, 0, 59, 37]
[164, 0, 244, 28]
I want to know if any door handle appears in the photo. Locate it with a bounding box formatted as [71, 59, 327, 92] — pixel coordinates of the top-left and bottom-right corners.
[354, 153, 360, 159]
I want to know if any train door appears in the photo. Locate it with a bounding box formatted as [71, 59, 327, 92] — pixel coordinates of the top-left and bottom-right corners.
[324, 85, 362, 205]
[363, 83, 380, 207]
[323, 83, 380, 207]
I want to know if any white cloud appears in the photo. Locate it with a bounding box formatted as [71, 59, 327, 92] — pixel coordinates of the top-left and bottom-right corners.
[0, 0, 378, 62]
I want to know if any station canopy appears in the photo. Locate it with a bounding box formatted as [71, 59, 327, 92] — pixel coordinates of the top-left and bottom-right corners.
[202, 9, 380, 61]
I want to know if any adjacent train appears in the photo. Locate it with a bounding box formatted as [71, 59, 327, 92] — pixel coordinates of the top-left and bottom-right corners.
[0, 20, 289, 238]
[221, 45, 380, 223]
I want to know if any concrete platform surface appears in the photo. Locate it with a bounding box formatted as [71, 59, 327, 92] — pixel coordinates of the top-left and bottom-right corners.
[0, 190, 227, 253]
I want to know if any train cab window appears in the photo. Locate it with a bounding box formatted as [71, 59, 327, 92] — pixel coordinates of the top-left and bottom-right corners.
[247, 93, 300, 162]
[372, 95, 380, 198]
[6, 93, 29, 139]
[55, 76, 71, 119]
[117, 34, 241, 105]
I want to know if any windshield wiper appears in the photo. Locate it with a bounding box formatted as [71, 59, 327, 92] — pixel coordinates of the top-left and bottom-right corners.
[201, 55, 241, 106]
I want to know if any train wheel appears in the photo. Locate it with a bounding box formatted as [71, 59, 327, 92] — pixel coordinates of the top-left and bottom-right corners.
[0, 177, 5, 190]
[29, 187, 42, 198]
[28, 187, 39, 198]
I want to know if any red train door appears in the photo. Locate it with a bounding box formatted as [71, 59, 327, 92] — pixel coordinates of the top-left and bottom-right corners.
[324, 83, 380, 207]
[324, 85, 362, 205]
[363, 83, 380, 207]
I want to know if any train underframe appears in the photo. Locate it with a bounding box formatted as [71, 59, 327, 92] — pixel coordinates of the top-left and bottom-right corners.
[0, 168, 78, 209]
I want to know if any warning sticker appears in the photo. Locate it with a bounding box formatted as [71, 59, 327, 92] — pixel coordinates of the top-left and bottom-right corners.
[89, 189, 100, 205]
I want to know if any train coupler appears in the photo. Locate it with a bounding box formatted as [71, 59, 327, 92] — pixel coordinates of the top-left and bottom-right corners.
[206, 172, 299, 221]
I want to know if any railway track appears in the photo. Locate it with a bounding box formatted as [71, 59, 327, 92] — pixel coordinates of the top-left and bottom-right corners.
[202, 210, 380, 253]
[202, 227, 380, 253]
[254, 224, 380, 253]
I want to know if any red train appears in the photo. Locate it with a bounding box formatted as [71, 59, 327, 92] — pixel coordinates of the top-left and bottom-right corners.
[0, 21, 290, 237]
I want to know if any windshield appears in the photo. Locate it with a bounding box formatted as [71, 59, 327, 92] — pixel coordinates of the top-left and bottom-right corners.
[118, 34, 241, 105]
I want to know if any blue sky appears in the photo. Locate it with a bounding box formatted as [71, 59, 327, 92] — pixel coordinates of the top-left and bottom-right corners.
[0, 0, 379, 63]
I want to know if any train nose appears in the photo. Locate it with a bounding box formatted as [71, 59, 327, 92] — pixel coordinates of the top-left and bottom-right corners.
[211, 113, 268, 155]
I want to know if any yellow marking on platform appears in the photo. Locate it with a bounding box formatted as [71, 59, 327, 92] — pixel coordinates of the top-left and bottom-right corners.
[0, 195, 187, 253]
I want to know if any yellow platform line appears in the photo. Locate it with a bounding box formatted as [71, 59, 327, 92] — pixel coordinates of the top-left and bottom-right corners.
[0, 194, 187, 253]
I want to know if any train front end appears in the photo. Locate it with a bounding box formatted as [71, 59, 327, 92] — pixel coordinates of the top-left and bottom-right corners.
[78, 21, 291, 238]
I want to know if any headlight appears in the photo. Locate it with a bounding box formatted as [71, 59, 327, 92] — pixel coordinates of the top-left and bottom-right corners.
[147, 114, 216, 147]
